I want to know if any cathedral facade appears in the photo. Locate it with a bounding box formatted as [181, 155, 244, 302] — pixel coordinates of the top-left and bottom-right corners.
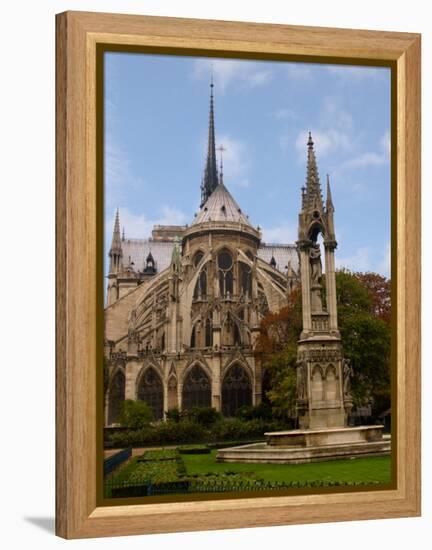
[104, 84, 336, 426]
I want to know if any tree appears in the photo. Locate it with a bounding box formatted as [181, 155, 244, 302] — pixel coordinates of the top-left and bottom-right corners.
[336, 270, 391, 413]
[257, 271, 391, 417]
[256, 290, 301, 417]
[354, 271, 391, 325]
[119, 399, 153, 428]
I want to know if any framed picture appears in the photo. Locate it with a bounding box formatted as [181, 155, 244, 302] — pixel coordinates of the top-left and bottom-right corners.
[56, 11, 421, 539]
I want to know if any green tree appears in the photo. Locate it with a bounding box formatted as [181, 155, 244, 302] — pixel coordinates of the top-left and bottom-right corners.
[257, 270, 391, 417]
[336, 270, 391, 413]
[119, 399, 153, 428]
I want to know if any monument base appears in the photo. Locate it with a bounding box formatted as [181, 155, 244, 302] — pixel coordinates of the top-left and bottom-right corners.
[216, 425, 390, 464]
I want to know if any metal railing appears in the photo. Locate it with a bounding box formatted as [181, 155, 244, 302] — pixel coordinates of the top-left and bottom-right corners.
[103, 447, 132, 477]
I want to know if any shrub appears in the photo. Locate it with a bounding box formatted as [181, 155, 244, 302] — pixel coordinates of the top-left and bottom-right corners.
[137, 449, 179, 461]
[235, 403, 273, 421]
[118, 400, 153, 428]
[178, 444, 211, 455]
[182, 407, 223, 427]
[165, 407, 181, 423]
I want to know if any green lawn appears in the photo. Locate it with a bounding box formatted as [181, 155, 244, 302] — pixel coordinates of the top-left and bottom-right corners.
[181, 450, 392, 484]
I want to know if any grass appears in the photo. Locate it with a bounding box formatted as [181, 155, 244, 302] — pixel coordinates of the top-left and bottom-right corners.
[181, 450, 392, 484]
[106, 448, 392, 498]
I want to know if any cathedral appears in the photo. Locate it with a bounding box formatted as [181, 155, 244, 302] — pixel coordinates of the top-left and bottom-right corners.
[104, 82, 343, 428]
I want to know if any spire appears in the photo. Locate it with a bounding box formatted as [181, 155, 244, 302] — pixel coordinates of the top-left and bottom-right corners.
[111, 208, 122, 251]
[109, 208, 123, 274]
[303, 132, 324, 212]
[217, 144, 225, 186]
[200, 79, 219, 207]
[326, 174, 334, 212]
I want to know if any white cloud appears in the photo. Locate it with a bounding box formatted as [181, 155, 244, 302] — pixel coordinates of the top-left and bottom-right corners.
[320, 97, 353, 131]
[336, 246, 371, 272]
[375, 242, 391, 278]
[261, 224, 296, 244]
[104, 136, 145, 208]
[193, 59, 272, 93]
[290, 96, 354, 160]
[106, 206, 189, 242]
[337, 131, 391, 172]
[380, 130, 391, 158]
[336, 243, 391, 276]
[295, 128, 352, 158]
[216, 134, 250, 185]
[339, 152, 387, 170]
[326, 65, 385, 80]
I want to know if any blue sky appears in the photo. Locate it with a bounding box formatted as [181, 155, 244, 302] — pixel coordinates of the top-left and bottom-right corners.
[104, 53, 391, 278]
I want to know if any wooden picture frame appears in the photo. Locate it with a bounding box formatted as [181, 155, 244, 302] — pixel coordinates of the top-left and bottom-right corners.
[55, 10, 421, 539]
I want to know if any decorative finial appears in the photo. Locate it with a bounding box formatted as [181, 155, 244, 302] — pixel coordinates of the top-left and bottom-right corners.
[122, 226, 125, 241]
[307, 131, 314, 149]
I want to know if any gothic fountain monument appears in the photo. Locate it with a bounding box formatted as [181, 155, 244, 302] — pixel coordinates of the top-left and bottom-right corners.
[217, 134, 390, 464]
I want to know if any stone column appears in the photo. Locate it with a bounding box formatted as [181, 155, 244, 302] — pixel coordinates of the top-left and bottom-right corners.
[212, 360, 221, 411]
[125, 360, 138, 399]
[299, 244, 312, 332]
[324, 242, 338, 331]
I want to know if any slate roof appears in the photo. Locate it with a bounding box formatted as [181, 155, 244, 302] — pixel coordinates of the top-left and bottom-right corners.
[258, 244, 299, 273]
[120, 237, 298, 275]
[192, 183, 253, 227]
[121, 239, 175, 273]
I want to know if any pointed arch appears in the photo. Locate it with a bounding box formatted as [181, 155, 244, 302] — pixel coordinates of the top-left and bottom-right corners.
[107, 368, 125, 425]
[311, 365, 324, 402]
[182, 364, 211, 410]
[325, 364, 339, 401]
[137, 366, 164, 421]
[222, 363, 252, 416]
[218, 248, 234, 296]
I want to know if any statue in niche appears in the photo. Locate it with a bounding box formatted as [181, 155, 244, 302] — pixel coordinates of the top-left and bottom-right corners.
[343, 358, 354, 398]
[309, 243, 323, 312]
[309, 243, 323, 285]
[296, 361, 307, 400]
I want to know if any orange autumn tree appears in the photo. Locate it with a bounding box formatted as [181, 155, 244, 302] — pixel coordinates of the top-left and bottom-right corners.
[256, 270, 391, 418]
[354, 272, 391, 325]
[256, 288, 302, 418]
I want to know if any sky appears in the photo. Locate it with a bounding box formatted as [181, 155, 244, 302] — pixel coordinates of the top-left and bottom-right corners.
[104, 53, 391, 278]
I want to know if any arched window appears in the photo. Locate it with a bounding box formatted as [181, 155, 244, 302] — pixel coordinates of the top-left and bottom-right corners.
[311, 366, 324, 403]
[222, 364, 252, 416]
[325, 365, 339, 401]
[239, 262, 252, 296]
[190, 326, 196, 349]
[222, 313, 241, 347]
[193, 269, 207, 299]
[193, 250, 204, 267]
[205, 317, 213, 347]
[137, 367, 164, 420]
[182, 365, 211, 410]
[218, 250, 233, 297]
[107, 369, 125, 425]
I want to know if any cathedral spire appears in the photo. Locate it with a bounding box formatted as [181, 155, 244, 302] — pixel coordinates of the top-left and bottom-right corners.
[303, 132, 324, 212]
[200, 78, 219, 207]
[109, 208, 123, 274]
[326, 174, 334, 212]
[111, 208, 121, 250]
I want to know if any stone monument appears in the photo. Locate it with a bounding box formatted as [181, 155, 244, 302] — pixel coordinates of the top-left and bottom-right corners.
[217, 133, 390, 464]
